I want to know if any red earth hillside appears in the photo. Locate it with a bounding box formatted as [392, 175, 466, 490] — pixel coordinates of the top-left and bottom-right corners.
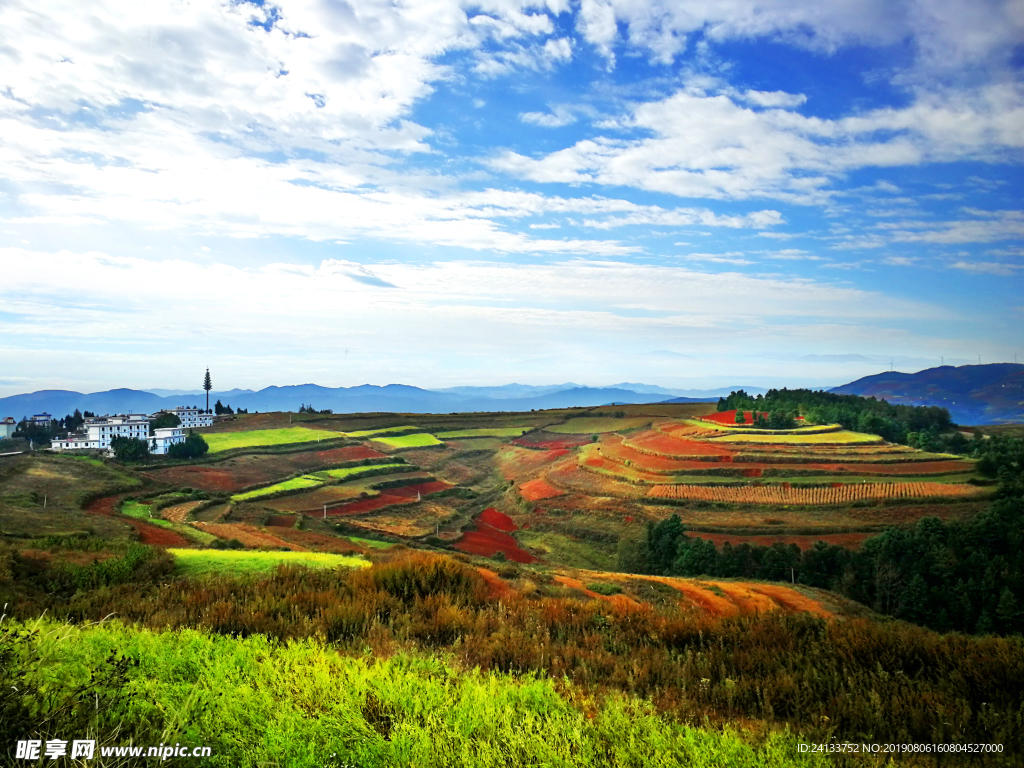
[454, 507, 538, 563]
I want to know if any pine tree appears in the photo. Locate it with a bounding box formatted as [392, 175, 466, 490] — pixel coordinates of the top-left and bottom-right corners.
[203, 368, 212, 414]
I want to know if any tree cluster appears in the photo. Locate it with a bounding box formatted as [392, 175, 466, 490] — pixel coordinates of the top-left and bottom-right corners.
[298, 403, 332, 414]
[717, 388, 952, 443]
[166, 431, 209, 460]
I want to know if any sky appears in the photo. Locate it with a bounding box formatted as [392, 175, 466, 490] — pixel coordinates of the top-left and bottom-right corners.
[1, 0, 1022, 396]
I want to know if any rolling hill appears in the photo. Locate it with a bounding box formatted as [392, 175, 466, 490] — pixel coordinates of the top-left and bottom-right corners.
[831, 363, 1024, 425]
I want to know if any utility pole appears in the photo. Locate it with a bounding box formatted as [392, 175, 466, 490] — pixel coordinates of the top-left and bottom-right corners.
[978, 354, 982, 365]
[323, 504, 326, 520]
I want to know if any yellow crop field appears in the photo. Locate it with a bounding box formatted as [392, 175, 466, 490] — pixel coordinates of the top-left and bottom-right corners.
[648, 482, 987, 505]
[203, 427, 346, 453]
[547, 417, 652, 434]
[710, 430, 883, 445]
[371, 433, 443, 448]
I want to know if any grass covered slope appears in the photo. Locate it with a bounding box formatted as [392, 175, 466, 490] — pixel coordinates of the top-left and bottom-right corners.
[3, 618, 825, 768]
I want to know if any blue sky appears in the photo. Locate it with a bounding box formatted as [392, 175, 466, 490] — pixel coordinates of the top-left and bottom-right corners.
[0, 0, 1022, 396]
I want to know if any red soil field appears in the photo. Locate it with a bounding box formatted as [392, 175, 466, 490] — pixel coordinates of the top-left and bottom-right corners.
[384, 480, 452, 498]
[326, 494, 416, 517]
[476, 567, 515, 600]
[479, 506, 517, 531]
[626, 432, 733, 459]
[85, 495, 121, 516]
[701, 410, 761, 426]
[519, 478, 566, 501]
[686, 531, 873, 551]
[132, 520, 190, 547]
[454, 508, 538, 563]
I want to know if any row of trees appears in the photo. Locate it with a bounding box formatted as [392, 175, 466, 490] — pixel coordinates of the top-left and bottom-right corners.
[620, 435, 1024, 635]
[717, 388, 953, 443]
[213, 400, 247, 415]
[12, 410, 98, 443]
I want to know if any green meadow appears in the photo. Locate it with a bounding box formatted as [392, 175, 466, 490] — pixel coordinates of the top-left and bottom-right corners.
[168, 549, 368, 577]
[322, 463, 406, 480]
[4, 618, 828, 768]
[203, 427, 347, 453]
[343, 425, 419, 438]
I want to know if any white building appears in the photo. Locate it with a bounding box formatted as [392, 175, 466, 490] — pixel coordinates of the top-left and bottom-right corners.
[169, 406, 214, 429]
[29, 413, 53, 425]
[51, 414, 186, 455]
[1, 417, 16, 439]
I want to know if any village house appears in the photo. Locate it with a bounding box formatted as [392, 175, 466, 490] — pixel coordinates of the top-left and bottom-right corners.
[50, 413, 187, 455]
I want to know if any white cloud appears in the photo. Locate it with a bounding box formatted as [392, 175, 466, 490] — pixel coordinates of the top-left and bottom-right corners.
[880, 210, 1024, 244]
[950, 260, 1022, 275]
[520, 105, 578, 127]
[490, 82, 1024, 203]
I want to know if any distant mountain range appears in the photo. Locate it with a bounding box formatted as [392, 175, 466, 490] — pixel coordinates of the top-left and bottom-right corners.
[0, 382, 757, 420]
[4, 365, 1019, 424]
[830, 364, 1024, 425]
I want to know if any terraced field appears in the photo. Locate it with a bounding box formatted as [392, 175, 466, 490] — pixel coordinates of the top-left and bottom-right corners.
[648, 482, 988, 505]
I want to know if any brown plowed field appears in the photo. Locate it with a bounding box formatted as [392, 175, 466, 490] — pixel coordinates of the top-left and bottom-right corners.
[266, 515, 297, 528]
[544, 459, 646, 499]
[519, 478, 566, 501]
[142, 445, 389, 492]
[512, 432, 591, 451]
[193, 522, 308, 550]
[161, 501, 204, 524]
[264, 528, 364, 553]
[580, 453, 667, 483]
[687, 531, 873, 550]
[263, 486, 367, 512]
[496, 447, 570, 481]
[648, 481, 987, 505]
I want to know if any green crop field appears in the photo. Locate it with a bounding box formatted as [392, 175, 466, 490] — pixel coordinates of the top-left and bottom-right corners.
[321, 463, 406, 480]
[231, 475, 324, 501]
[343, 535, 394, 549]
[434, 427, 531, 438]
[371, 433, 443, 448]
[203, 427, 347, 453]
[168, 548, 369, 577]
[712, 430, 884, 445]
[6, 619, 823, 768]
[344, 425, 419, 438]
[547, 417, 652, 434]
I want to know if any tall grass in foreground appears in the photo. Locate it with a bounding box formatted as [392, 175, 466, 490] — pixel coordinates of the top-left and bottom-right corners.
[2, 619, 827, 768]
[3, 548, 1023, 761]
